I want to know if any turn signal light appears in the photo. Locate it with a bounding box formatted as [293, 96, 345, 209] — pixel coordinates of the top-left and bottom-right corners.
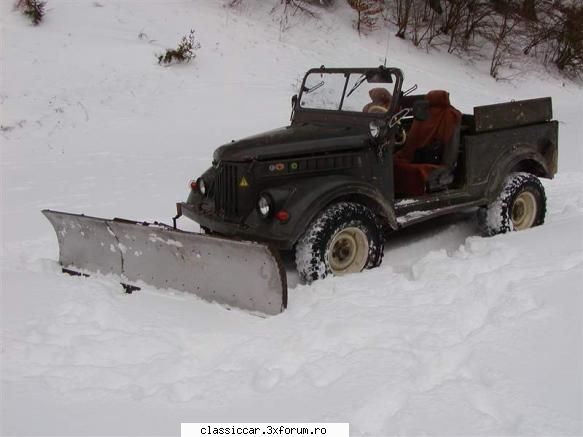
[275, 210, 290, 223]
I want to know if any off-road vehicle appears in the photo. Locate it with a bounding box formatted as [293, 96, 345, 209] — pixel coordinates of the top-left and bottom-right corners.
[181, 66, 558, 281]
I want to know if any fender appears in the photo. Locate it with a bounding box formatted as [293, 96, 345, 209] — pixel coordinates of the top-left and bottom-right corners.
[258, 175, 398, 248]
[485, 145, 552, 201]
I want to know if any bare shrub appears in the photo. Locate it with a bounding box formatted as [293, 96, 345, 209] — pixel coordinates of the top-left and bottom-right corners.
[522, 2, 583, 77]
[409, 0, 440, 47]
[229, 0, 333, 9]
[459, 1, 491, 48]
[388, 0, 487, 51]
[553, 5, 583, 74]
[271, 0, 320, 35]
[521, 0, 537, 20]
[278, 0, 320, 18]
[394, 0, 413, 38]
[303, 0, 334, 5]
[229, 0, 581, 79]
[347, 0, 383, 35]
[15, 0, 45, 25]
[438, 0, 491, 54]
[157, 30, 201, 65]
[484, 6, 520, 78]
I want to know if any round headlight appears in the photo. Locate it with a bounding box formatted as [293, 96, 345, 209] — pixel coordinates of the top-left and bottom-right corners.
[197, 178, 206, 195]
[369, 121, 381, 138]
[257, 194, 272, 218]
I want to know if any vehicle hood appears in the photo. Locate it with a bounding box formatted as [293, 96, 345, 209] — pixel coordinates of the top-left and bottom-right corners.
[213, 124, 369, 162]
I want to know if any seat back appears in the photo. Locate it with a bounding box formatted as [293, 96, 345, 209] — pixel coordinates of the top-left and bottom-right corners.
[397, 90, 462, 165]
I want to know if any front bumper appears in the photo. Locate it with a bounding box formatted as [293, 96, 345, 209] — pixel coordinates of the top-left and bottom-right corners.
[177, 201, 293, 250]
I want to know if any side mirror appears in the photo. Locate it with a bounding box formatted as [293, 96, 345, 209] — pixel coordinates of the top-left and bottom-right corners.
[412, 100, 429, 121]
[366, 70, 393, 84]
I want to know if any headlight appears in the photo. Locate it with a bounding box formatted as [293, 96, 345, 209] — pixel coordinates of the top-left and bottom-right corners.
[369, 121, 381, 138]
[257, 194, 272, 218]
[197, 178, 206, 195]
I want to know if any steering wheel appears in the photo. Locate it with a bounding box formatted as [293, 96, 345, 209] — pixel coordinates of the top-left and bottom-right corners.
[388, 107, 410, 150]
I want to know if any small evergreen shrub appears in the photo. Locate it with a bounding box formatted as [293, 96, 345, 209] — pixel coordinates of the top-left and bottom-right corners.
[157, 30, 201, 65]
[16, 0, 45, 25]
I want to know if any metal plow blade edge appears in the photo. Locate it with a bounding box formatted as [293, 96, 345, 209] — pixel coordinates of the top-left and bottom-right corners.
[42, 210, 287, 316]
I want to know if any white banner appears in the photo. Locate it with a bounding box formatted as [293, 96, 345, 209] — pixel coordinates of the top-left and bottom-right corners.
[181, 423, 349, 437]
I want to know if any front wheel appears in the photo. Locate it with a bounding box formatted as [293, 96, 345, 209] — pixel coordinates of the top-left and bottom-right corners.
[478, 172, 546, 236]
[295, 202, 384, 282]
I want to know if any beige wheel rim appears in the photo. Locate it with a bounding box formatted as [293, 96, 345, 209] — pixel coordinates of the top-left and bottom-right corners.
[512, 191, 537, 230]
[327, 227, 369, 275]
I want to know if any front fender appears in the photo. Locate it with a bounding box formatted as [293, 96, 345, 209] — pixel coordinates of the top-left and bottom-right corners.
[250, 175, 397, 249]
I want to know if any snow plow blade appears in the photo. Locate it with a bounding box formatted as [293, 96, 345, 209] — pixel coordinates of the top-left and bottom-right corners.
[42, 210, 287, 315]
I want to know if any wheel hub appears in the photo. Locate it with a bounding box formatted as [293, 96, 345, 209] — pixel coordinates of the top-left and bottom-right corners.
[512, 191, 537, 230]
[328, 227, 369, 275]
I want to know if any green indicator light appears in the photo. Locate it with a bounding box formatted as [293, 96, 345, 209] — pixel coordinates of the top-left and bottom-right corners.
[290, 162, 299, 171]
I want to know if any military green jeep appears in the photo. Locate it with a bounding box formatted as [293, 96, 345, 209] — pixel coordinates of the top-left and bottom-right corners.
[179, 66, 558, 281]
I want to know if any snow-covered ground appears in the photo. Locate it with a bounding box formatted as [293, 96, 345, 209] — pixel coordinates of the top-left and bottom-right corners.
[1, 1, 582, 435]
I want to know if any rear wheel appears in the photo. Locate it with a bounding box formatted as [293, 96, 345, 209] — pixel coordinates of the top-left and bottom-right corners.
[295, 202, 384, 282]
[478, 172, 546, 236]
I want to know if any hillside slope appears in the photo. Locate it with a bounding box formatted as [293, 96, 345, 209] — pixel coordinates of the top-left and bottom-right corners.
[1, 1, 582, 435]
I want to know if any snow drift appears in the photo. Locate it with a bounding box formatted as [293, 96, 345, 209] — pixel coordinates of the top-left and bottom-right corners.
[1, 1, 581, 435]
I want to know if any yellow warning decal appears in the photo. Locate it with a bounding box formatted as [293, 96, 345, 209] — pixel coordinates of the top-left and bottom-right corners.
[239, 177, 249, 188]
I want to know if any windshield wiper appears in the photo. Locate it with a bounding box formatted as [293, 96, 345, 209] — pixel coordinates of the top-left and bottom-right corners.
[345, 74, 366, 99]
[402, 84, 418, 96]
[303, 81, 324, 94]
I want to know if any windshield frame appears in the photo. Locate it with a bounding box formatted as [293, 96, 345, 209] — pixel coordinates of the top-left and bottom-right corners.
[297, 67, 403, 117]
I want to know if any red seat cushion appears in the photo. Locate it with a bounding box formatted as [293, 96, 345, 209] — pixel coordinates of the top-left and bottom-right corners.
[394, 159, 440, 197]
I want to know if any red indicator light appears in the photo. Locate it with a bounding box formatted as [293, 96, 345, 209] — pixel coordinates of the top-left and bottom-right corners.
[190, 180, 197, 190]
[275, 163, 285, 171]
[276, 210, 290, 223]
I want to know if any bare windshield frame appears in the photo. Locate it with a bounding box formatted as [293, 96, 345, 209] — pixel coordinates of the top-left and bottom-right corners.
[297, 67, 403, 116]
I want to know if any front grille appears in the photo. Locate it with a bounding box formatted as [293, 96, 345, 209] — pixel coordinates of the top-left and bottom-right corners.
[214, 163, 238, 217]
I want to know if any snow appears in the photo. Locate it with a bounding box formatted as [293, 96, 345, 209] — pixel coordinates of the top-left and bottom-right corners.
[394, 198, 419, 207]
[147, 234, 184, 248]
[396, 209, 435, 224]
[1, 1, 582, 435]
